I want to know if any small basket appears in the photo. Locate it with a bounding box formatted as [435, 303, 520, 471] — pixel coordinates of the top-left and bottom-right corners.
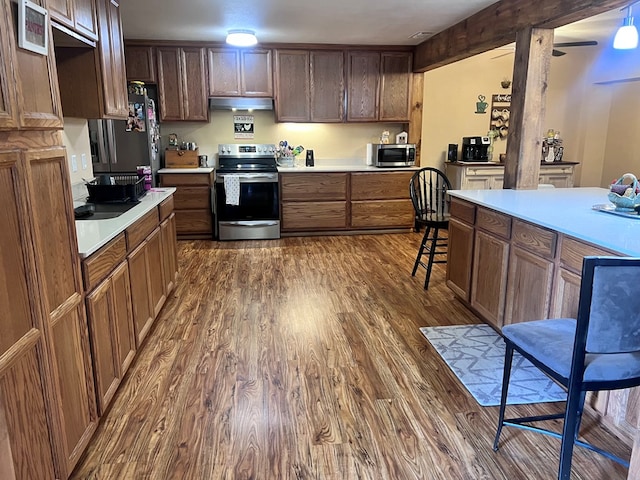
[87, 174, 145, 203]
[276, 156, 295, 167]
[608, 173, 640, 210]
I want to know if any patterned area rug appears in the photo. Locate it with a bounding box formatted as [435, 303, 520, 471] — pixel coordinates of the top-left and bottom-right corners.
[420, 324, 567, 407]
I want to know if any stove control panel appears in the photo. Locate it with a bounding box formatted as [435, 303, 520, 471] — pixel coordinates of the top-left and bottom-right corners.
[218, 144, 276, 157]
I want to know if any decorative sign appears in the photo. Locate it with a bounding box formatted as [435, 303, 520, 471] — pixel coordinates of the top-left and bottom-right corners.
[234, 115, 254, 139]
[18, 0, 48, 56]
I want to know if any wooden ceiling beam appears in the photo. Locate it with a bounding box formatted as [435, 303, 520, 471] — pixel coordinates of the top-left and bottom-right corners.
[413, 0, 629, 72]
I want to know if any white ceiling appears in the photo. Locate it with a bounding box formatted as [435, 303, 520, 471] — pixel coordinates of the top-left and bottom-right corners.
[119, 0, 625, 51]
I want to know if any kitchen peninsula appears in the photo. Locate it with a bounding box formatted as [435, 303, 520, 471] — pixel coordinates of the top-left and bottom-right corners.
[446, 187, 640, 447]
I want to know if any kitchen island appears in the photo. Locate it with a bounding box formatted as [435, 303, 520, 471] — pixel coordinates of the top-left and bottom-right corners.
[446, 187, 640, 457]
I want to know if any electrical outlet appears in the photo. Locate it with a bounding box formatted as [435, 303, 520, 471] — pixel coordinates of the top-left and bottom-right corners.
[71, 155, 78, 172]
[81, 153, 87, 170]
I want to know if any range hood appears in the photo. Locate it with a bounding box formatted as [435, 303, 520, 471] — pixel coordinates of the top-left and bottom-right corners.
[209, 97, 273, 111]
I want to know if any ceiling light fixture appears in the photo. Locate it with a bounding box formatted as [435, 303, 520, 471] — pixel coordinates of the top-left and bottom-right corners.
[226, 29, 258, 47]
[614, 5, 639, 49]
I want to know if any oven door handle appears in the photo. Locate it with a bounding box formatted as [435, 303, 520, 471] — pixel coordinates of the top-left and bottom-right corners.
[216, 173, 278, 183]
[224, 221, 280, 227]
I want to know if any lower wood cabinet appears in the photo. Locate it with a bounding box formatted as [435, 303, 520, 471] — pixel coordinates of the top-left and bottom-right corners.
[446, 217, 475, 301]
[159, 172, 214, 239]
[445, 162, 577, 190]
[280, 171, 414, 234]
[161, 212, 178, 294]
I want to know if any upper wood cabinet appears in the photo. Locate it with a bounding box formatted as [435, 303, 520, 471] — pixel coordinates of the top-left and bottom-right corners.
[55, 0, 128, 119]
[274, 50, 309, 122]
[157, 47, 208, 122]
[208, 48, 272, 97]
[49, 0, 98, 41]
[347, 51, 412, 122]
[125, 45, 156, 83]
[274, 49, 344, 122]
[0, 0, 18, 129]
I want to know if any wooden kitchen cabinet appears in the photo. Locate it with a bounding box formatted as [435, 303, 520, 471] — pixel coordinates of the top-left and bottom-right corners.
[159, 172, 214, 239]
[49, 0, 98, 41]
[347, 51, 412, 122]
[274, 50, 310, 122]
[25, 146, 98, 476]
[310, 50, 345, 122]
[157, 47, 208, 122]
[446, 198, 476, 301]
[55, 0, 128, 119]
[208, 48, 273, 97]
[160, 212, 179, 294]
[470, 208, 511, 329]
[83, 235, 135, 415]
[0, 0, 19, 129]
[350, 171, 413, 228]
[125, 44, 156, 82]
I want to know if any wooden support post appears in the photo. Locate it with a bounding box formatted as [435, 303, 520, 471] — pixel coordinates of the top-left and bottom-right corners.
[408, 73, 424, 166]
[504, 27, 553, 190]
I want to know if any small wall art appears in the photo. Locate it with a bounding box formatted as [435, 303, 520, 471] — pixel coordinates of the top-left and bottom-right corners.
[18, 0, 48, 56]
[475, 95, 488, 114]
[489, 94, 511, 140]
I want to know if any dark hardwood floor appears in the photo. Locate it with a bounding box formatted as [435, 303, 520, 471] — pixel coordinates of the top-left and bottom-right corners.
[71, 233, 630, 479]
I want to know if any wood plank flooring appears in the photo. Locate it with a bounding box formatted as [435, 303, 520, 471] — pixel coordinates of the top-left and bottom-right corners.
[71, 233, 630, 479]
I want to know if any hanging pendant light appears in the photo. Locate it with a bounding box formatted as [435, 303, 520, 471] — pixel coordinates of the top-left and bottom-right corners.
[614, 5, 639, 49]
[226, 29, 258, 47]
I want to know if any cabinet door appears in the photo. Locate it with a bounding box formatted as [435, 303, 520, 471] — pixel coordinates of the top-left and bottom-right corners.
[48, 0, 75, 31]
[146, 227, 167, 318]
[181, 48, 208, 121]
[128, 240, 154, 346]
[161, 213, 178, 295]
[9, 0, 63, 128]
[379, 52, 411, 121]
[274, 50, 310, 122]
[503, 246, 554, 325]
[97, 0, 128, 118]
[111, 261, 136, 375]
[25, 147, 97, 473]
[0, 150, 57, 479]
[462, 175, 493, 190]
[125, 45, 156, 82]
[280, 173, 347, 201]
[74, 0, 99, 40]
[446, 217, 475, 301]
[281, 201, 348, 231]
[351, 199, 413, 228]
[351, 171, 413, 200]
[241, 49, 273, 97]
[208, 48, 241, 96]
[86, 278, 120, 414]
[0, 0, 18, 129]
[157, 47, 185, 121]
[549, 266, 581, 319]
[346, 51, 379, 122]
[471, 230, 509, 328]
[310, 50, 344, 122]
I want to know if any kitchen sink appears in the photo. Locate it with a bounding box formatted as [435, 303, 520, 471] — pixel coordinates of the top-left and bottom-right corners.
[75, 201, 140, 220]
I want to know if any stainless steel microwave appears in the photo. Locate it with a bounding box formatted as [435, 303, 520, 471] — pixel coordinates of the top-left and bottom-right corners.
[368, 143, 416, 167]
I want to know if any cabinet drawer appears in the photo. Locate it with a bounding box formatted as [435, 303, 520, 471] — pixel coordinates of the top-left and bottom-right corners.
[175, 210, 212, 235]
[280, 173, 347, 201]
[351, 199, 413, 228]
[512, 219, 557, 260]
[173, 186, 211, 210]
[559, 236, 618, 274]
[82, 234, 126, 291]
[351, 171, 413, 200]
[126, 208, 159, 250]
[476, 207, 511, 240]
[160, 173, 213, 186]
[450, 198, 475, 224]
[282, 201, 348, 230]
[158, 196, 174, 221]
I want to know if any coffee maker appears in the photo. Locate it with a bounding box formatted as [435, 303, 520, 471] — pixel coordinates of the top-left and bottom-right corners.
[461, 136, 491, 161]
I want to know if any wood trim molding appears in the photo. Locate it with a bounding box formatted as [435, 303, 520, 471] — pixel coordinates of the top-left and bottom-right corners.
[413, 0, 629, 72]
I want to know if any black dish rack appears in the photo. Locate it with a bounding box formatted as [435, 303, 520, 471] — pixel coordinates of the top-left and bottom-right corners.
[87, 174, 145, 203]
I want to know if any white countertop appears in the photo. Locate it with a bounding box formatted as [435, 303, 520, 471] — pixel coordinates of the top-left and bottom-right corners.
[277, 164, 420, 173]
[75, 188, 176, 259]
[447, 187, 640, 256]
[158, 167, 214, 173]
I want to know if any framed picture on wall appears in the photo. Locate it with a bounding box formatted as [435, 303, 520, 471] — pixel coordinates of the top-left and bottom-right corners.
[18, 0, 48, 56]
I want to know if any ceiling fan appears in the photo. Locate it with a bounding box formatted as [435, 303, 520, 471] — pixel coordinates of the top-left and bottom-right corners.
[491, 41, 598, 59]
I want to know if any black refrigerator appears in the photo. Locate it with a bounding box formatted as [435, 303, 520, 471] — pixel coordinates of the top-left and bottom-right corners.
[89, 86, 160, 185]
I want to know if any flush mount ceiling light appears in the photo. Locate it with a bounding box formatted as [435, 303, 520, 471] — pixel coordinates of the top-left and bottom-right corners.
[226, 29, 258, 47]
[614, 5, 639, 49]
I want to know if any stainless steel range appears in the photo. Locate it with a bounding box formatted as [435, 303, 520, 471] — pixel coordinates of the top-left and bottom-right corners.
[216, 143, 280, 240]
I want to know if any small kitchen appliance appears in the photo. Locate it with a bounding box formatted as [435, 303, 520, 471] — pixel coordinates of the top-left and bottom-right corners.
[216, 144, 280, 241]
[305, 150, 314, 167]
[461, 136, 491, 162]
[368, 143, 416, 167]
